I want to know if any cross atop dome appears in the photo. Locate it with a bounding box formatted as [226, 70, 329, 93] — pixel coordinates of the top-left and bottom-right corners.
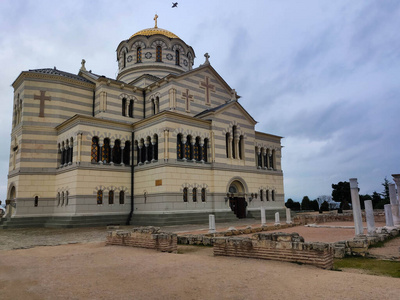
[154, 14, 158, 28]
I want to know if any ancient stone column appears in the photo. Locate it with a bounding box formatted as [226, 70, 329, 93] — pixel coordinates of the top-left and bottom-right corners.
[384, 204, 394, 227]
[286, 208, 292, 224]
[260, 207, 266, 226]
[389, 183, 400, 226]
[364, 200, 376, 235]
[208, 214, 216, 233]
[349, 178, 364, 235]
[274, 212, 280, 226]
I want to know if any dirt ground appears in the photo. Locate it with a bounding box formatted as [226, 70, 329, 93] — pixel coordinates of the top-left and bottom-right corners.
[0, 222, 399, 300]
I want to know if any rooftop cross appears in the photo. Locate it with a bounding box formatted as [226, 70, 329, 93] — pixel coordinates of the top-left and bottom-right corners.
[204, 53, 210, 65]
[154, 14, 158, 28]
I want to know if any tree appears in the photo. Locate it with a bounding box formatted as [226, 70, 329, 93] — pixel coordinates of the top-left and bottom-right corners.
[381, 177, 391, 201]
[372, 191, 383, 209]
[332, 181, 351, 209]
[310, 199, 319, 211]
[359, 194, 372, 210]
[285, 198, 294, 209]
[320, 201, 329, 211]
[292, 201, 301, 211]
[301, 196, 311, 211]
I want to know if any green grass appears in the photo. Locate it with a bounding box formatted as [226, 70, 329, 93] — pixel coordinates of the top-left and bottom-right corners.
[334, 257, 400, 278]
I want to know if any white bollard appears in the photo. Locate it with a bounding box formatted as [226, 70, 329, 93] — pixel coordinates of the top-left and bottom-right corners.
[208, 214, 216, 233]
[364, 200, 376, 235]
[384, 204, 394, 227]
[286, 208, 292, 224]
[274, 212, 280, 225]
[349, 178, 364, 235]
[389, 183, 400, 226]
[260, 207, 266, 226]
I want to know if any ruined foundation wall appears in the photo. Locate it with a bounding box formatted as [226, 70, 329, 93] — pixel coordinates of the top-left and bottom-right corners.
[106, 227, 177, 253]
[213, 232, 333, 269]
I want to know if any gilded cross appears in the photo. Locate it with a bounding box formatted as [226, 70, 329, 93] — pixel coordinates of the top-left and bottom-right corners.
[182, 89, 193, 112]
[200, 76, 215, 105]
[154, 14, 158, 28]
[34, 90, 51, 117]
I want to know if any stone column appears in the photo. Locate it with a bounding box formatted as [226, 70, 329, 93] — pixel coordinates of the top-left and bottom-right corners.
[349, 178, 364, 235]
[364, 200, 376, 235]
[208, 214, 216, 233]
[384, 204, 394, 227]
[228, 136, 233, 159]
[274, 212, 280, 226]
[164, 129, 169, 162]
[392, 174, 400, 202]
[260, 207, 266, 226]
[389, 183, 400, 226]
[286, 208, 292, 224]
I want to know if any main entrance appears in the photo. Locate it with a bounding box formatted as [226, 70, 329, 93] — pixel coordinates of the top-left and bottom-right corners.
[227, 180, 247, 218]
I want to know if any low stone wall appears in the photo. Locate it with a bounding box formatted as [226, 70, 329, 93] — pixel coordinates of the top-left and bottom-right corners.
[106, 226, 177, 253]
[293, 211, 385, 225]
[178, 224, 295, 246]
[213, 232, 334, 269]
[333, 227, 399, 258]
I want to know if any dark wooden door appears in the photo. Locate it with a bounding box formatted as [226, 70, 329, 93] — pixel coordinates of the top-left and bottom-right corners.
[229, 197, 247, 218]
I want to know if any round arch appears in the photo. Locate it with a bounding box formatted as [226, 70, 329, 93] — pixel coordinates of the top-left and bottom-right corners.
[226, 176, 248, 196]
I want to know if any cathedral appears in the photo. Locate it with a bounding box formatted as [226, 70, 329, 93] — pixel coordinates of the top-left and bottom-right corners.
[2, 16, 285, 228]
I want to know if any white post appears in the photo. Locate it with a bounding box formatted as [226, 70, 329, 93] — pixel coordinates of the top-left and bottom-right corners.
[208, 214, 216, 233]
[389, 183, 400, 226]
[260, 207, 266, 226]
[286, 208, 292, 224]
[274, 212, 280, 225]
[364, 200, 375, 235]
[349, 178, 364, 235]
[384, 204, 394, 227]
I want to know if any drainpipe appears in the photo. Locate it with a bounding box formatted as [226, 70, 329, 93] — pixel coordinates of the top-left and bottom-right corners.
[128, 131, 135, 225]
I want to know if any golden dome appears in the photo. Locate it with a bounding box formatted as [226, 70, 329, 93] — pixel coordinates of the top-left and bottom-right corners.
[130, 27, 179, 39]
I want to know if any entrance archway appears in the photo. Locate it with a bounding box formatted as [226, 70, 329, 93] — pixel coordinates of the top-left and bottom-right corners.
[227, 179, 247, 218]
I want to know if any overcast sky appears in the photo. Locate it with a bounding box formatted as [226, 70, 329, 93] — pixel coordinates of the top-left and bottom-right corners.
[0, 0, 399, 203]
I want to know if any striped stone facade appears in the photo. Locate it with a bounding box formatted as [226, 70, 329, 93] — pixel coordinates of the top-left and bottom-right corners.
[4, 24, 285, 227]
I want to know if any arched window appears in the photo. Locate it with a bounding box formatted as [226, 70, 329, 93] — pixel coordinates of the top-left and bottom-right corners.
[175, 50, 180, 65]
[226, 133, 230, 158]
[156, 46, 162, 62]
[102, 138, 111, 163]
[61, 142, 65, 165]
[123, 141, 130, 165]
[129, 100, 134, 118]
[146, 136, 152, 162]
[140, 139, 146, 163]
[177, 134, 183, 159]
[153, 134, 158, 161]
[68, 138, 73, 164]
[119, 191, 125, 204]
[203, 138, 208, 163]
[152, 99, 156, 115]
[232, 126, 236, 159]
[260, 190, 263, 201]
[266, 190, 270, 201]
[239, 135, 244, 160]
[97, 190, 103, 205]
[264, 150, 268, 169]
[66, 191, 69, 206]
[193, 188, 197, 202]
[123, 52, 126, 68]
[112, 140, 121, 164]
[185, 135, 193, 160]
[272, 190, 275, 201]
[34, 196, 39, 207]
[122, 98, 127, 116]
[61, 192, 64, 206]
[57, 192, 60, 206]
[201, 188, 206, 202]
[258, 150, 262, 168]
[137, 47, 142, 63]
[109, 190, 114, 205]
[271, 150, 276, 169]
[91, 137, 100, 163]
[269, 151, 274, 169]
[183, 187, 188, 202]
[194, 137, 201, 161]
